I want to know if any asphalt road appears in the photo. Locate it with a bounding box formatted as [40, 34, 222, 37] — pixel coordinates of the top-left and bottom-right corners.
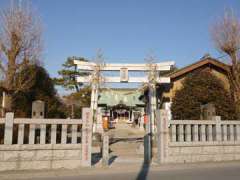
[29, 162, 240, 180]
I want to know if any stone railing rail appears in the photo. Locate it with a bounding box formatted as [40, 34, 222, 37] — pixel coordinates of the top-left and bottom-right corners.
[0, 113, 82, 145]
[169, 116, 240, 144]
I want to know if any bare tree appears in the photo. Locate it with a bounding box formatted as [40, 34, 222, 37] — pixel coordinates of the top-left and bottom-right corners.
[211, 9, 240, 115]
[0, 3, 42, 113]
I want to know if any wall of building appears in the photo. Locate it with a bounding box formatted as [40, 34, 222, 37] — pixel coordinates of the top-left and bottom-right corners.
[161, 65, 231, 102]
[210, 68, 230, 91]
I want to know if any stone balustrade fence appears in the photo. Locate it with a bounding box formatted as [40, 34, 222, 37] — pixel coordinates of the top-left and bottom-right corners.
[169, 116, 240, 143]
[0, 109, 96, 171]
[0, 113, 82, 145]
[156, 110, 240, 164]
[2, 109, 240, 170]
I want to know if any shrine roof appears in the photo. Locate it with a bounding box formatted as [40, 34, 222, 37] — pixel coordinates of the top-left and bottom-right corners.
[98, 88, 145, 107]
[167, 56, 230, 80]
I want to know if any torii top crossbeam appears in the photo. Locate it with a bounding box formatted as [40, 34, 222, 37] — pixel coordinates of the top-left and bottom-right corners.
[74, 60, 175, 83]
[74, 61, 175, 71]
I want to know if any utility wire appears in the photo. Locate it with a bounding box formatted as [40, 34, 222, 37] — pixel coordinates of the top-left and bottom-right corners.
[214, 47, 240, 63]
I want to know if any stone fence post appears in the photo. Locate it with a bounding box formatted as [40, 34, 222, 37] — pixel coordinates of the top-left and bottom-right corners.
[81, 108, 93, 167]
[102, 134, 109, 166]
[4, 112, 14, 145]
[156, 109, 169, 164]
[213, 116, 221, 141]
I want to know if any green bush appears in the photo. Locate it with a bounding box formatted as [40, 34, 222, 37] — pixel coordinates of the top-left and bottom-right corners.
[171, 70, 236, 120]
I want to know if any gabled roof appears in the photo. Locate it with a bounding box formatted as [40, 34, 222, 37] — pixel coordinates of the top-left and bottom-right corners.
[168, 57, 231, 80]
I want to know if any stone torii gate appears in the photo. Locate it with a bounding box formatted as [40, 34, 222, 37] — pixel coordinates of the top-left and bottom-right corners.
[74, 59, 174, 163]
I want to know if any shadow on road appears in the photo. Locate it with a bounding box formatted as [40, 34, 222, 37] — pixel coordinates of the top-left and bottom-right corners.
[92, 152, 102, 166]
[109, 137, 143, 145]
[135, 134, 152, 180]
[109, 155, 118, 165]
[92, 145, 117, 166]
[135, 163, 150, 180]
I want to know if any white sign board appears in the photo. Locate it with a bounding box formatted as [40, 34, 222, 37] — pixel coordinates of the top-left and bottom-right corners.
[120, 67, 129, 82]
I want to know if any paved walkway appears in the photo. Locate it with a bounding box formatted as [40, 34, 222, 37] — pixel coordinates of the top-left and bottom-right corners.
[106, 121, 145, 165]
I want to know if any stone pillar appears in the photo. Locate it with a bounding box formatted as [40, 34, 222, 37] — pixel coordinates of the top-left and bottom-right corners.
[32, 100, 44, 143]
[140, 110, 145, 131]
[128, 110, 131, 122]
[213, 116, 221, 141]
[201, 103, 216, 120]
[179, 125, 184, 142]
[186, 124, 191, 142]
[102, 134, 109, 166]
[156, 109, 169, 164]
[91, 83, 99, 133]
[193, 125, 199, 142]
[140, 118, 144, 130]
[4, 112, 14, 145]
[81, 108, 93, 167]
[144, 133, 152, 164]
[32, 100, 45, 119]
[96, 107, 103, 133]
[144, 97, 153, 164]
[148, 84, 156, 133]
[131, 111, 135, 123]
[208, 125, 213, 141]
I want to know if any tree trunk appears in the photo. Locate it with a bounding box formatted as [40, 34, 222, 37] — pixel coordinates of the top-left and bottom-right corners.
[4, 53, 16, 113]
[1, 91, 5, 117]
[4, 93, 13, 112]
[227, 52, 240, 118]
[71, 104, 75, 119]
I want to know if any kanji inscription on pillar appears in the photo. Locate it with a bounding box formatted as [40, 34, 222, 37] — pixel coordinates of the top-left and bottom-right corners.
[81, 108, 93, 167]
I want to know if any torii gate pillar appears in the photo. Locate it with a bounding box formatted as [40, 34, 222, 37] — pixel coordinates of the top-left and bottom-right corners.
[90, 83, 99, 133]
[148, 84, 157, 133]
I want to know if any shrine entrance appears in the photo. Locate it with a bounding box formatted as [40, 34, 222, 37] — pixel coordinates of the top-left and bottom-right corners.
[97, 88, 146, 162]
[74, 58, 174, 165]
[98, 88, 145, 129]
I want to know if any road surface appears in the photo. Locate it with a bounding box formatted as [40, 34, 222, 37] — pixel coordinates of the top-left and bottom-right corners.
[2, 161, 240, 180]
